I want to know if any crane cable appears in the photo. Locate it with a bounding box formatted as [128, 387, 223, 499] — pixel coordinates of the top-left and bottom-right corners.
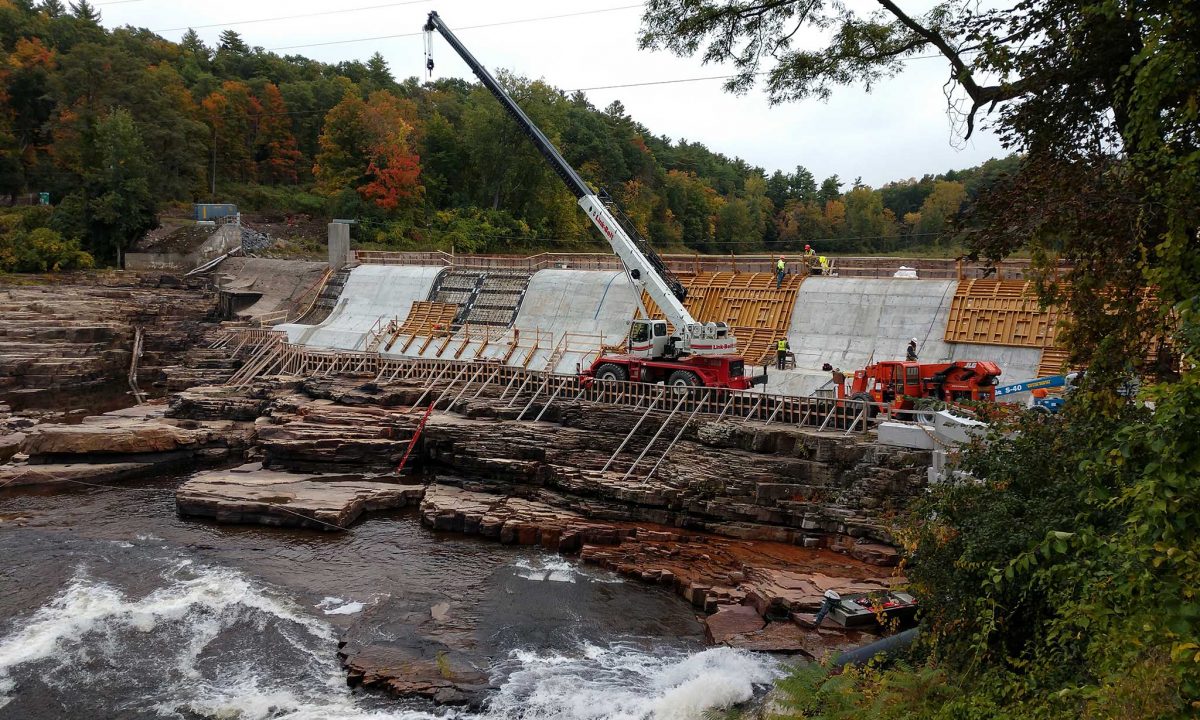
[423, 24, 435, 80]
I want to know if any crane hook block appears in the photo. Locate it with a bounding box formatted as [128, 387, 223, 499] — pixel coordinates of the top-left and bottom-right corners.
[426, 57, 435, 72]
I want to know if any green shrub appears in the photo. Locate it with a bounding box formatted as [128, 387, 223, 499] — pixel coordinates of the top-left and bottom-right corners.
[217, 183, 329, 216]
[0, 225, 94, 273]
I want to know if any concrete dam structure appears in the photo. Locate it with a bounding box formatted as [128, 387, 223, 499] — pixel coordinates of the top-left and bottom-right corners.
[264, 260, 1060, 395]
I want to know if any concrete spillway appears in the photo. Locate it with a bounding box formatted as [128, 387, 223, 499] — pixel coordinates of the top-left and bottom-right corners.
[512, 270, 640, 372]
[277, 265, 443, 350]
[768, 277, 1042, 395]
[273, 263, 1046, 391]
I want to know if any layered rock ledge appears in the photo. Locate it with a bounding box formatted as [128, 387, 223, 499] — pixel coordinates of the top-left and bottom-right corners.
[176, 465, 423, 530]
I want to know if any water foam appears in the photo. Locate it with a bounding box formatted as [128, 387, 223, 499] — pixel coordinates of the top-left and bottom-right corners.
[512, 555, 622, 584]
[0, 560, 352, 718]
[0, 561, 775, 720]
[316, 595, 376, 615]
[481, 643, 780, 720]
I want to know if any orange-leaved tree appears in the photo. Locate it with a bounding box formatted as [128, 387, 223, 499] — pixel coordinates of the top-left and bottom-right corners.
[255, 83, 303, 184]
[313, 90, 421, 211]
[201, 80, 260, 184]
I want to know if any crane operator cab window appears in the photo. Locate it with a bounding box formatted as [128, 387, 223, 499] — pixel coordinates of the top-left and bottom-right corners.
[630, 321, 651, 345]
[653, 321, 667, 337]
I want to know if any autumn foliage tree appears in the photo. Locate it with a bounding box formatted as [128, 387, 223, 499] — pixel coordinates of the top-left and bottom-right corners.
[314, 90, 421, 212]
[202, 80, 260, 183]
[255, 83, 302, 184]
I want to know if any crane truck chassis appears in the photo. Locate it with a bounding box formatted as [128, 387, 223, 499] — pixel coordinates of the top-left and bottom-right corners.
[423, 12, 765, 394]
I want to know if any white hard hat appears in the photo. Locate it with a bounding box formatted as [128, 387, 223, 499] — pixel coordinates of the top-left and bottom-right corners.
[910, 338, 918, 344]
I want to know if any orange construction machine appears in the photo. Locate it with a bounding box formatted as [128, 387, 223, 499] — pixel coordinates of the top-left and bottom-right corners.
[827, 360, 1002, 411]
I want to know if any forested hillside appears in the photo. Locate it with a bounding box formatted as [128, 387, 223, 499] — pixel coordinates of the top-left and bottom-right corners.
[0, 0, 1015, 269]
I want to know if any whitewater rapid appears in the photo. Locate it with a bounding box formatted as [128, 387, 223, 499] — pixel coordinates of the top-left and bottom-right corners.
[0, 555, 780, 720]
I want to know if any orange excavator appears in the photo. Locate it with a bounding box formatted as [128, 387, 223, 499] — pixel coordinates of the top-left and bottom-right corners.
[825, 360, 1002, 412]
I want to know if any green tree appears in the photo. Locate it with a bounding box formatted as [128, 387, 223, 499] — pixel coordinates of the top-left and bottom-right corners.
[68, 0, 96, 22]
[39, 0, 65, 18]
[789, 165, 816, 203]
[642, 0, 1200, 714]
[817, 175, 841, 206]
[365, 51, 393, 89]
[914, 180, 966, 243]
[179, 28, 208, 58]
[842, 185, 894, 250]
[54, 108, 155, 264]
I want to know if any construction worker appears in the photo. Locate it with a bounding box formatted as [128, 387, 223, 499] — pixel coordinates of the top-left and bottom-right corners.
[775, 256, 786, 289]
[906, 338, 919, 361]
[816, 255, 830, 276]
[776, 337, 790, 370]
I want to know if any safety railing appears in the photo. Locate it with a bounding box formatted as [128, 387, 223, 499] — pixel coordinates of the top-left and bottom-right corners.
[352, 250, 1041, 280]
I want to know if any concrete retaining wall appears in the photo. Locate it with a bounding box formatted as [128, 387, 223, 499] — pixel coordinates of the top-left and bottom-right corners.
[215, 258, 329, 321]
[126, 224, 242, 272]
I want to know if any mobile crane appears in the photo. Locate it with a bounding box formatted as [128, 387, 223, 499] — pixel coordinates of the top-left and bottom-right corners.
[423, 12, 764, 393]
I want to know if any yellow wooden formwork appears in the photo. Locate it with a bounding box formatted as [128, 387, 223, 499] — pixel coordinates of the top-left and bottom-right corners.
[642, 272, 803, 365]
[1037, 348, 1072, 377]
[389, 301, 460, 352]
[944, 280, 1063, 348]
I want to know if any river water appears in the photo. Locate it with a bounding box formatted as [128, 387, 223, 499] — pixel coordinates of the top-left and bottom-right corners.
[0, 477, 780, 719]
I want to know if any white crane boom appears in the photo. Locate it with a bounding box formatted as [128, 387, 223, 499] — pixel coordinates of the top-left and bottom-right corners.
[424, 11, 737, 355]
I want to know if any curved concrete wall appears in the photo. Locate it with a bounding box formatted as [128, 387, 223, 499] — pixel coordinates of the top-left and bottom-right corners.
[766, 277, 1042, 395]
[512, 269, 639, 372]
[380, 269, 640, 373]
[279, 265, 443, 350]
[215, 258, 329, 320]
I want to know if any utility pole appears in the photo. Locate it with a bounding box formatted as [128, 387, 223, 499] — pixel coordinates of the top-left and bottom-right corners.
[210, 125, 217, 197]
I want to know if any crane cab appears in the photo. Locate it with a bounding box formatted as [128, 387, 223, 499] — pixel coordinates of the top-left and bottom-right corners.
[628, 319, 672, 359]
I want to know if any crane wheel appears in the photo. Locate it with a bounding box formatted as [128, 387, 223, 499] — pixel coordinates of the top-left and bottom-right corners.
[594, 363, 628, 382]
[851, 392, 878, 418]
[667, 370, 701, 398]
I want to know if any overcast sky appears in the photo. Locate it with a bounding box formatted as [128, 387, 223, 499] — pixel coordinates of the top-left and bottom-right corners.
[97, 0, 1012, 187]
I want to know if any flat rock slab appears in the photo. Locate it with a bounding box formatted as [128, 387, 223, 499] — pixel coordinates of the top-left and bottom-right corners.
[705, 604, 766, 644]
[723, 619, 869, 660]
[21, 416, 252, 457]
[176, 469, 424, 531]
[0, 460, 170, 487]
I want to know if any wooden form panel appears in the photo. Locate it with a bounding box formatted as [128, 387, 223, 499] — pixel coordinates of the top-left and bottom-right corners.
[944, 280, 1062, 348]
[396, 301, 460, 336]
[642, 272, 803, 365]
[1037, 348, 1071, 377]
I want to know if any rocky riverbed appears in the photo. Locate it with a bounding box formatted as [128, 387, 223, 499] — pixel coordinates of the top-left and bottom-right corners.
[1, 369, 925, 706]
